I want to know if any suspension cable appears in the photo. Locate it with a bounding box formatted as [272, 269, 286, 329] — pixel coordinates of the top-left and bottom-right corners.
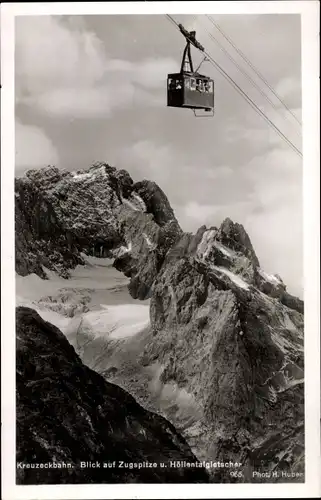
[199, 17, 301, 138]
[207, 15, 302, 126]
[165, 14, 302, 159]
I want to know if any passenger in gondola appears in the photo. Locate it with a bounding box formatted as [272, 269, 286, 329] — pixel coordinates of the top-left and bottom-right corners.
[169, 79, 176, 91]
[196, 79, 204, 92]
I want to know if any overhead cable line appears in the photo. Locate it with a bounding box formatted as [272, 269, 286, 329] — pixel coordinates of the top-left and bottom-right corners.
[199, 17, 301, 138]
[207, 15, 302, 127]
[165, 14, 302, 159]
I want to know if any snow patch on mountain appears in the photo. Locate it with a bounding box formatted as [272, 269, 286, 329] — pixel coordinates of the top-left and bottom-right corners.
[196, 229, 217, 260]
[16, 256, 148, 348]
[80, 304, 150, 340]
[212, 265, 250, 290]
[113, 241, 132, 258]
[72, 172, 93, 182]
[122, 197, 140, 212]
[258, 268, 283, 285]
[212, 241, 235, 258]
[131, 193, 147, 212]
[121, 193, 147, 213]
[143, 233, 156, 250]
[16, 291, 77, 336]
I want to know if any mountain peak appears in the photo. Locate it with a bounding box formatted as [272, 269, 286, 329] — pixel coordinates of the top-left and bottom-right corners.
[218, 217, 260, 267]
[15, 161, 304, 484]
[15, 163, 302, 310]
[133, 179, 181, 228]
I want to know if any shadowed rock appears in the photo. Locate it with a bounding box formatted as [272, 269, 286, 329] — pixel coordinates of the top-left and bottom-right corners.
[16, 306, 210, 485]
[15, 164, 182, 298]
[15, 162, 304, 484]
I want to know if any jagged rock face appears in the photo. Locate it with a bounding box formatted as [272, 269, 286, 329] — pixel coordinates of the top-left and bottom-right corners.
[16, 306, 210, 485]
[15, 162, 304, 484]
[15, 174, 83, 279]
[140, 227, 304, 482]
[186, 224, 303, 314]
[218, 217, 260, 267]
[113, 206, 182, 300]
[15, 163, 182, 298]
[133, 180, 178, 227]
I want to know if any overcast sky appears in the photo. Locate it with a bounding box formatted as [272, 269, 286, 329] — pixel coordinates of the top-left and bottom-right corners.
[15, 13, 303, 297]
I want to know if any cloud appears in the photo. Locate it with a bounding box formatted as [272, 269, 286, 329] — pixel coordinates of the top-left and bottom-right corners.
[115, 140, 176, 188]
[15, 14, 303, 296]
[192, 14, 302, 137]
[105, 57, 177, 89]
[179, 199, 254, 227]
[176, 144, 303, 297]
[125, 136, 302, 296]
[274, 76, 302, 115]
[15, 121, 59, 173]
[195, 14, 301, 88]
[243, 146, 303, 296]
[180, 201, 227, 225]
[22, 85, 135, 119]
[16, 16, 106, 94]
[15, 16, 175, 118]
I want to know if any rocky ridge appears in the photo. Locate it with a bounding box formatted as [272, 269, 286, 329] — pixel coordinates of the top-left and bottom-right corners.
[15, 163, 304, 483]
[15, 163, 182, 298]
[16, 306, 209, 485]
[142, 226, 304, 481]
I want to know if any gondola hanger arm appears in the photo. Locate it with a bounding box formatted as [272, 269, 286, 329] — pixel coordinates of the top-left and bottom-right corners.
[178, 23, 205, 52]
[195, 56, 210, 74]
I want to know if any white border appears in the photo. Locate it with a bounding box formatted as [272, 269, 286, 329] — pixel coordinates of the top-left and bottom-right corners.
[1, 2, 320, 499]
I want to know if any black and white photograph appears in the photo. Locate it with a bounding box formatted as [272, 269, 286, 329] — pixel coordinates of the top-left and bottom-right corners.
[1, 1, 320, 499]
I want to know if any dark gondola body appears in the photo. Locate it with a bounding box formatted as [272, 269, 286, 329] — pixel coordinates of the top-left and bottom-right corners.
[167, 24, 215, 115]
[167, 72, 214, 111]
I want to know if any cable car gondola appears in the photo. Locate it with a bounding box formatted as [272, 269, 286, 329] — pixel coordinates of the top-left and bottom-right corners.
[167, 24, 214, 117]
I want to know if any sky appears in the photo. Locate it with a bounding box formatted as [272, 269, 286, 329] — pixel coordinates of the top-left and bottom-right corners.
[15, 13, 303, 297]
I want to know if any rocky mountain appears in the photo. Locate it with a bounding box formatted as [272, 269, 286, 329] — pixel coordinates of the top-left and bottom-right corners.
[16, 306, 209, 485]
[15, 163, 304, 483]
[15, 162, 182, 298]
[142, 224, 304, 482]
